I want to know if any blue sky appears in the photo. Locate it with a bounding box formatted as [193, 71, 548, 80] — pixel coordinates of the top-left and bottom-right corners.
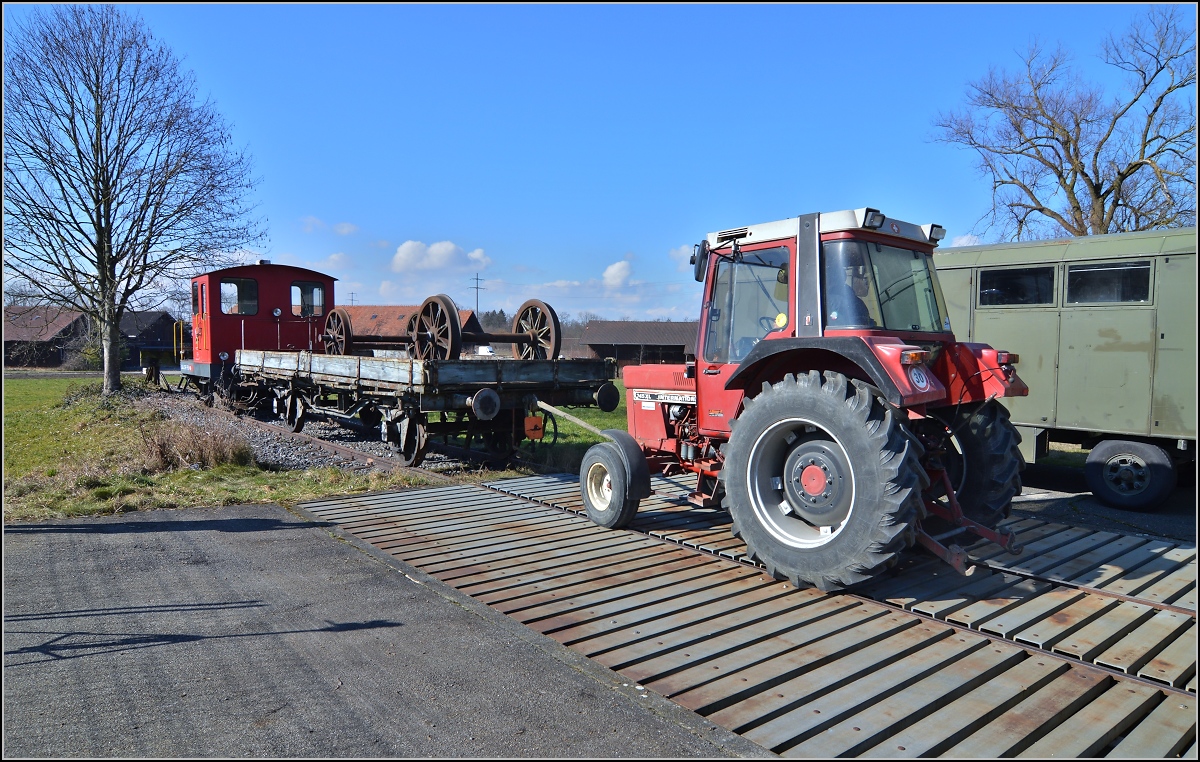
[4, 3, 1180, 321]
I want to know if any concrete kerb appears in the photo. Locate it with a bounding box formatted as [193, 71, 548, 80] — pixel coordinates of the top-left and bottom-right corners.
[285, 499, 776, 759]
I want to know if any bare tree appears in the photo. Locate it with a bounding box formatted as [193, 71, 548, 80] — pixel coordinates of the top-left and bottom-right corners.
[4, 5, 264, 393]
[935, 5, 1196, 240]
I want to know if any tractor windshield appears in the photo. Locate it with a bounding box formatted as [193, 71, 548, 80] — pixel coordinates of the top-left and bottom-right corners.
[823, 240, 951, 334]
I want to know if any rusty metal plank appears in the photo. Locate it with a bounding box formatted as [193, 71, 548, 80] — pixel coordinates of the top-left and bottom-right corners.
[873, 566, 991, 611]
[605, 593, 867, 679]
[717, 625, 964, 747]
[1061, 539, 1181, 589]
[499, 557, 748, 620]
[519, 560, 736, 631]
[300, 483, 486, 513]
[644, 606, 901, 702]
[1053, 601, 1157, 662]
[432, 534, 664, 586]
[1032, 535, 1150, 585]
[966, 522, 1071, 563]
[1108, 694, 1197, 757]
[1101, 547, 1196, 598]
[552, 575, 790, 653]
[940, 668, 1111, 757]
[566, 583, 801, 662]
[1137, 622, 1198, 689]
[1012, 593, 1121, 650]
[994, 530, 1124, 577]
[780, 639, 1026, 757]
[1096, 609, 1195, 674]
[375, 516, 598, 566]
[945, 578, 1054, 629]
[857, 656, 1070, 758]
[910, 571, 1020, 620]
[1016, 680, 1162, 758]
[978, 586, 1088, 639]
[469, 546, 704, 605]
[411, 521, 635, 575]
[694, 618, 939, 728]
[1134, 562, 1198, 609]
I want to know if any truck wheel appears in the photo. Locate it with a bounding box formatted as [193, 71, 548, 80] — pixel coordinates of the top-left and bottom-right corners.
[723, 371, 926, 591]
[580, 442, 640, 529]
[1085, 440, 1177, 512]
[927, 400, 1024, 529]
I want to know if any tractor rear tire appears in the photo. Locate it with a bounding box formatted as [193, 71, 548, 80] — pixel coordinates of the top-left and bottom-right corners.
[928, 400, 1024, 529]
[723, 371, 927, 592]
[580, 441, 640, 529]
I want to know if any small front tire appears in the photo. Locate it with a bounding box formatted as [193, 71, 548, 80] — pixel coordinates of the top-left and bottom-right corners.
[580, 442, 640, 529]
[1085, 440, 1176, 512]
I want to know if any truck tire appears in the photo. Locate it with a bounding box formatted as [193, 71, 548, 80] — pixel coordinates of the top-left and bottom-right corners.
[580, 441, 640, 529]
[1085, 439, 1177, 512]
[927, 400, 1024, 529]
[723, 371, 926, 591]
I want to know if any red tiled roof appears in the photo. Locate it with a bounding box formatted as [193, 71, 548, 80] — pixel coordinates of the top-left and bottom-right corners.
[3, 306, 88, 343]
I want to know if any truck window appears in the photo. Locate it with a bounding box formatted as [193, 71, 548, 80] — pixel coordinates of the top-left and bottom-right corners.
[291, 282, 325, 317]
[978, 266, 1055, 306]
[220, 278, 259, 315]
[192, 282, 200, 315]
[1066, 261, 1151, 304]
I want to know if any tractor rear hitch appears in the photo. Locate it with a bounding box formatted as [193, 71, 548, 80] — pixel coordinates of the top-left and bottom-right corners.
[918, 469, 1023, 575]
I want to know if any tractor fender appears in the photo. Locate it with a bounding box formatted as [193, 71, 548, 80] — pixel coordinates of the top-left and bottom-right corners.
[602, 429, 653, 500]
[725, 336, 945, 408]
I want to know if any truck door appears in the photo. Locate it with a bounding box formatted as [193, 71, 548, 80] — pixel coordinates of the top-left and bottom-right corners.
[971, 264, 1060, 427]
[1056, 259, 1155, 435]
[696, 242, 793, 436]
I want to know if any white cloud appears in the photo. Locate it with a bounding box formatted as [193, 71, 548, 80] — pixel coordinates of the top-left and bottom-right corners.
[545, 279, 582, 288]
[950, 234, 981, 247]
[602, 260, 632, 288]
[668, 244, 693, 272]
[334, 222, 359, 236]
[391, 240, 490, 273]
[301, 216, 325, 233]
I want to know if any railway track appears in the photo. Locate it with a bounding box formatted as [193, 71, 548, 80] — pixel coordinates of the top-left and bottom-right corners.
[295, 474, 1197, 758]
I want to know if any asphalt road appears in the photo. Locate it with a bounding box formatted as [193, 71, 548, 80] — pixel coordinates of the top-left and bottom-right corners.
[2, 504, 768, 758]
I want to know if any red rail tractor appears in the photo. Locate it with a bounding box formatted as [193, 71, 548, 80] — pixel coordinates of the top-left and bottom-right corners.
[579, 208, 1030, 590]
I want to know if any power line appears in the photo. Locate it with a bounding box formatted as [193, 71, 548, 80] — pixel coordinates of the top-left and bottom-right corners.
[469, 273, 486, 313]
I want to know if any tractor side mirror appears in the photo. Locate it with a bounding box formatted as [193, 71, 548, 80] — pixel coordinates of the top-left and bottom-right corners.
[693, 240, 710, 282]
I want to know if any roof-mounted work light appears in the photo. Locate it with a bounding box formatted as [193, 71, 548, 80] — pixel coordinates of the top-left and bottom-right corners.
[862, 209, 886, 229]
[922, 224, 947, 243]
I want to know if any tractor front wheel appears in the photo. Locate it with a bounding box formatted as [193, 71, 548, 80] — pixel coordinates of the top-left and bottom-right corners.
[925, 400, 1024, 529]
[723, 371, 927, 591]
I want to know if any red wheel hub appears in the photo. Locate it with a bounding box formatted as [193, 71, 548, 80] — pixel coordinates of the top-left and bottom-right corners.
[801, 464, 828, 495]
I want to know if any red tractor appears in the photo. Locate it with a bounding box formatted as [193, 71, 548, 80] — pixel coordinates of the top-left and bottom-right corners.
[579, 208, 1029, 590]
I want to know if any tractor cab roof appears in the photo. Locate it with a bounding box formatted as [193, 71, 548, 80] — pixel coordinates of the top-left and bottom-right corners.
[706, 208, 946, 250]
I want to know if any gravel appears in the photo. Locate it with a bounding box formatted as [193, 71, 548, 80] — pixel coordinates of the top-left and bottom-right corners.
[136, 390, 476, 477]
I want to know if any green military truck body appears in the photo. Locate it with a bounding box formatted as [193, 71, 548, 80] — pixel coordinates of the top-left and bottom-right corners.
[934, 227, 1196, 511]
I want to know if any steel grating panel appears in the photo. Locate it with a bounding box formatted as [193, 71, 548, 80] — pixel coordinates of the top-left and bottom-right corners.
[297, 481, 1198, 757]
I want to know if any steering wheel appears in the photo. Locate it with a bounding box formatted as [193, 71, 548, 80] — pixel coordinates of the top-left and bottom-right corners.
[759, 316, 776, 333]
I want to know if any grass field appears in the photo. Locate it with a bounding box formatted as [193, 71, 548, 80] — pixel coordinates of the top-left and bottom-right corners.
[1, 374, 623, 523]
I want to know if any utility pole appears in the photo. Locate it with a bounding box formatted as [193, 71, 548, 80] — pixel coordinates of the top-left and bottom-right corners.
[348, 292, 356, 306]
[469, 273, 486, 313]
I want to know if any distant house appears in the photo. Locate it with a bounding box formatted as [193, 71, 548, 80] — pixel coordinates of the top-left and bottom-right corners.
[3, 306, 90, 367]
[578, 321, 699, 368]
[120, 311, 179, 369]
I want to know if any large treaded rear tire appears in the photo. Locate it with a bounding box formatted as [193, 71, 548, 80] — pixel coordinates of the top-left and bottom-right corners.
[723, 371, 927, 592]
[928, 400, 1024, 529]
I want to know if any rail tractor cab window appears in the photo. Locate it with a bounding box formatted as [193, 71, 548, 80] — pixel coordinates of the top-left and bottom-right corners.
[192, 282, 200, 315]
[1066, 261, 1151, 304]
[824, 240, 951, 333]
[220, 278, 258, 315]
[291, 282, 325, 317]
[703, 245, 790, 363]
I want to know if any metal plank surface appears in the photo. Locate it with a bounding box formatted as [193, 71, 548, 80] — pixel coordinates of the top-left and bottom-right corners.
[1053, 602, 1157, 662]
[1137, 622, 1198, 689]
[1108, 694, 1197, 757]
[1016, 680, 1162, 757]
[1096, 609, 1195, 674]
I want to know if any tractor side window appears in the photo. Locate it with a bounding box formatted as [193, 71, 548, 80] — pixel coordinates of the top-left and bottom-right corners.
[1066, 261, 1150, 304]
[219, 278, 259, 315]
[978, 267, 1055, 306]
[192, 282, 200, 315]
[291, 282, 325, 317]
[703, 246, 790, 363]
